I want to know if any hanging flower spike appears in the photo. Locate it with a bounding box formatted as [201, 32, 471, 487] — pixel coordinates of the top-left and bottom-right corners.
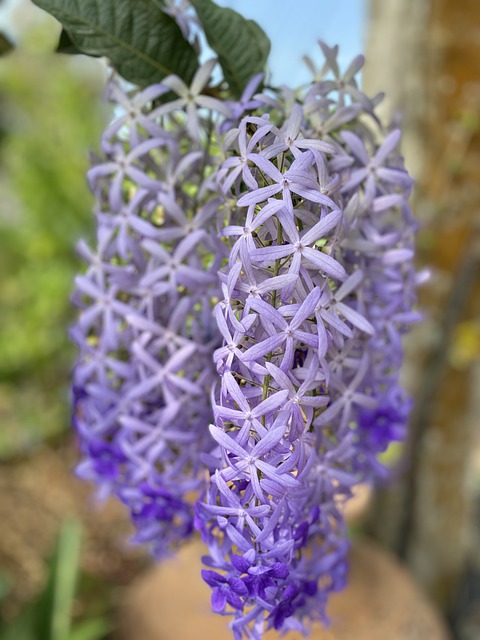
[71, 70, 229, 559]
[69, 24, 420, 637]
[199, 45, 419, 638]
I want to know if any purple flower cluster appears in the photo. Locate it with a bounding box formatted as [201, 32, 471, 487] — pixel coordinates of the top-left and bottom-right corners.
[195, 43, 419, 637]
[71, 38, 420, 639]
[71, 61, 232, 557]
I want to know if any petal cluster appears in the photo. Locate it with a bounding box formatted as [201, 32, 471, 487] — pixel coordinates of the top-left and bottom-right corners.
[196, 42, 418, 638]
[71, 63, 230, 558]
[71, 40, 420, 640]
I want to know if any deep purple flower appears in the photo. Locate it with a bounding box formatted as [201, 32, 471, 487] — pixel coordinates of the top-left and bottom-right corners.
[202, 569, 249, 612]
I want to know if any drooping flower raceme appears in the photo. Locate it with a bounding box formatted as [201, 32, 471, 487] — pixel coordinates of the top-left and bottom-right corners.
[71, 40, 420, 639]
[71, 61, 232, 558]
[196, 44, 419, 638]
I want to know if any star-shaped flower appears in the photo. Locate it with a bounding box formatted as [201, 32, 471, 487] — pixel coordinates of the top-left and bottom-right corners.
[151, 59, 232, 140]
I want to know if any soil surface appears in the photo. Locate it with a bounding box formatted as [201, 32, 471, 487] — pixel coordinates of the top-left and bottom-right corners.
[0, 442, 144, 620]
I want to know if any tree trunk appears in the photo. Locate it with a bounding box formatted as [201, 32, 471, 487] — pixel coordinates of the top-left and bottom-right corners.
[364, 0, 480, 613]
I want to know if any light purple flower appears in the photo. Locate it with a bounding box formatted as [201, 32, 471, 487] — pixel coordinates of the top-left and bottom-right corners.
[152, 59, 233, 140]
[72, 42, 420, 640]
[197, 46, 419, 638]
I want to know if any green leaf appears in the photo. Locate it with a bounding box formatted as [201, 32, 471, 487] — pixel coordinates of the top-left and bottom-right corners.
[67, 618, 111, 640]
[51, 521, 83, 640]
[31, 0, 199, 86]
[56, 28, 99, 56]
[36, 520, 83, 640]
[192, 0, 270, 99]
[0, 33, 14, 56]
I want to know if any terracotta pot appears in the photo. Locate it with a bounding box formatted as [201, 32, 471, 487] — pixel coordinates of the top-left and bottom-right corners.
[119, 537, 450, 640]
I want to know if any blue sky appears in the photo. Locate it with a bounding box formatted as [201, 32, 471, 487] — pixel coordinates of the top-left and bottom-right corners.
[215, 0, 366, 86]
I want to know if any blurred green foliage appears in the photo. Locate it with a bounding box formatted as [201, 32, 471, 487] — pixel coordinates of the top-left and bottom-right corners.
[0, 37, 107, 456]
[0, 521, 111, 640]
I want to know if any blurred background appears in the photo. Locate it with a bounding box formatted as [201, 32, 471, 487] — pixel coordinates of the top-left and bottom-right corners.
[0, 0, 479, 639]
